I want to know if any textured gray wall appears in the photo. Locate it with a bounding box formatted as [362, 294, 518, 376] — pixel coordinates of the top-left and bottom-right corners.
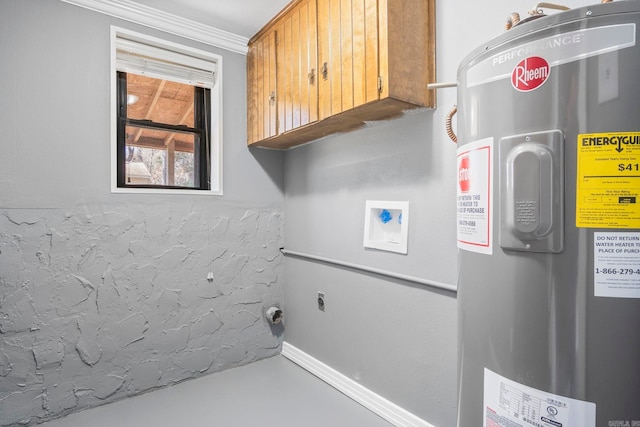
[0, 1, 284, 425]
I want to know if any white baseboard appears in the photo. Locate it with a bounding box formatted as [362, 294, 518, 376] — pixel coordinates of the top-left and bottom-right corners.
[281, 342, 436, 427]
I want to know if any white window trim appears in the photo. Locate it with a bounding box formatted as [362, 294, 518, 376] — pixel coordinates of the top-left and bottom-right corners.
[110, 26, 223, 196]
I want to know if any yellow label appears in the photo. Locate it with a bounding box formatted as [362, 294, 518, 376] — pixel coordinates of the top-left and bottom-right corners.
[576, 133, 640, 228]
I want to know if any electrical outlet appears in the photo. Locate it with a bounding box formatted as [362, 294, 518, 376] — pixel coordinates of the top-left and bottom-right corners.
[317, 292, 325, 311]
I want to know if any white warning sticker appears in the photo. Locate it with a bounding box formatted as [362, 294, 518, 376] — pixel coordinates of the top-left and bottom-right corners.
[457, 137, 493, 254]
[594, 232, 640, 298]
[484, 368, 596, 427]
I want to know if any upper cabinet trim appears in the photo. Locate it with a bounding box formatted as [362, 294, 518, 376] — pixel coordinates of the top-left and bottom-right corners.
[60, 0, 250, 54]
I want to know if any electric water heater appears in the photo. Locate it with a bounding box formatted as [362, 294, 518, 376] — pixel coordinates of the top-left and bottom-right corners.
[456, 2, 640, 426]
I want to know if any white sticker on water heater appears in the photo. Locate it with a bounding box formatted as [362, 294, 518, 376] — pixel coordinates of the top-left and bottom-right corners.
[483, 368, 596, 427]
[594, 232, 640, 298]
[457, 137, 493, 254]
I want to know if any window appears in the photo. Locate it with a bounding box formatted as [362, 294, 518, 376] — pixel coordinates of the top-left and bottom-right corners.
[111, 28, 222, 194]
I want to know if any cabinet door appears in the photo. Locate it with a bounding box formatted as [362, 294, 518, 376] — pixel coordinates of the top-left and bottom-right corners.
[381, 0, 436, 107]
[317, 0, 380, 120]
[277, 0, 318, 133]
[247, 30, 277, 145]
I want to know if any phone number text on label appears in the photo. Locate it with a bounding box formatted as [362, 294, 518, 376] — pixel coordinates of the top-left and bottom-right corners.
[595, 268, 640, 275]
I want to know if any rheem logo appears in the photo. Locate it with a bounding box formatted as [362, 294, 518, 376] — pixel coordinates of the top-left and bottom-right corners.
[459, 156, 471, 193]
[511, 56, 550, 92]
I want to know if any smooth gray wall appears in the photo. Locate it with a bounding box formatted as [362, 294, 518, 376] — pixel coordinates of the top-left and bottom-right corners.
[283, 110, 459, 427]
[0, 1, 284, 425]
[282, 1, 595, 426]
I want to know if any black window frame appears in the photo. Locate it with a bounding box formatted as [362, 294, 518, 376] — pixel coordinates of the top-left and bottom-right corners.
[116, 71, 211, 191]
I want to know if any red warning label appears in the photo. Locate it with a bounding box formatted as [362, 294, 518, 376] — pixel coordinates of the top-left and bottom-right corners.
[459, 156, 471, 193]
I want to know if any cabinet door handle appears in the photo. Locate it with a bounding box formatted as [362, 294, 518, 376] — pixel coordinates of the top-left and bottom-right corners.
[308, 68, 316, 85]
[321, 62, 328, 80]
[269, 91, 276, 104]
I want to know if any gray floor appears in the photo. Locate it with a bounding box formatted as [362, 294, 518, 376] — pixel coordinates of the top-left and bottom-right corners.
[41, 355, 393, 427]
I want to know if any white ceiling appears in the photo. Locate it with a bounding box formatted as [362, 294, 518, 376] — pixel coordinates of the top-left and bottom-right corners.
[130, 0, 292, 38]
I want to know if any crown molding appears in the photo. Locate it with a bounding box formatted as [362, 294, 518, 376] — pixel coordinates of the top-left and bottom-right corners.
[60, 0, 249, 54]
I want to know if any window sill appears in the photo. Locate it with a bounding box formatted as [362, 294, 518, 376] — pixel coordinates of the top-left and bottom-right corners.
[111, 187, 222, 196]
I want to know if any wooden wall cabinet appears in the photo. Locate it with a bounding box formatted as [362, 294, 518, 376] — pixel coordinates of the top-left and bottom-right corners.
[247, 0, 435, 149]
[247, 29, 277, 143]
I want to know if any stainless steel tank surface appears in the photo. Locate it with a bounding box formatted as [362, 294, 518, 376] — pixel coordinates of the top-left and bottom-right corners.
[456, 2, 640, 427]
